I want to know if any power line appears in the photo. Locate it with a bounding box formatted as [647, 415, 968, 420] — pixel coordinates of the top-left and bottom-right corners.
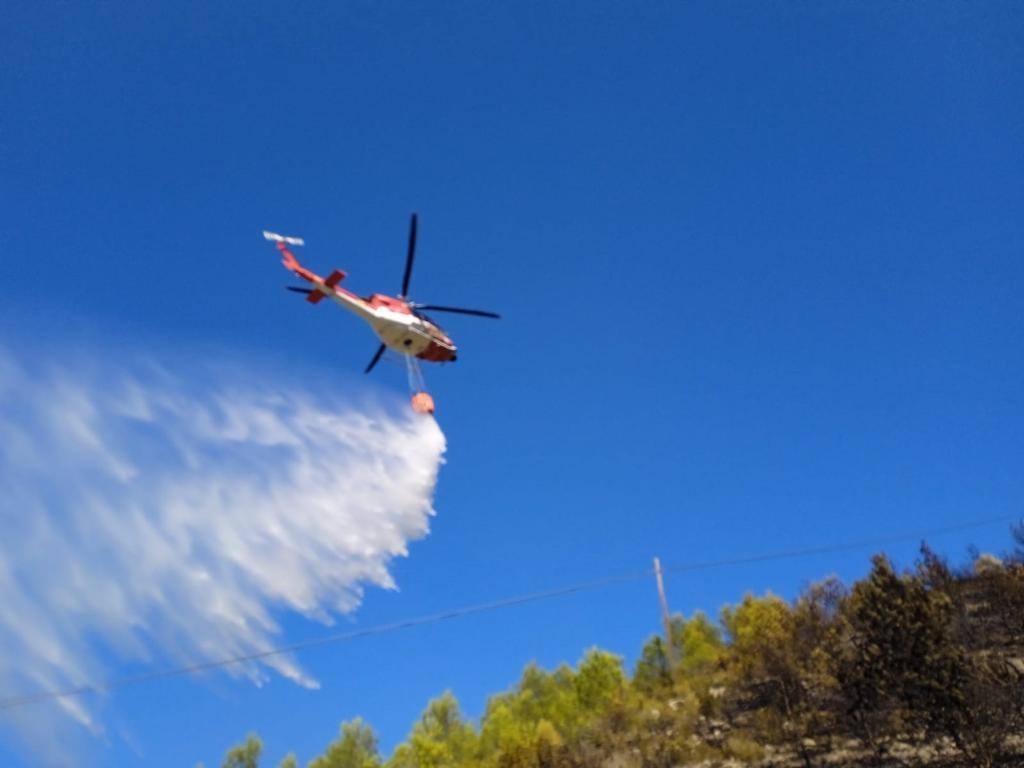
[659, 514, 1019, 576]
[0, 512, 1017, 712]
[0, 569, 647, 712]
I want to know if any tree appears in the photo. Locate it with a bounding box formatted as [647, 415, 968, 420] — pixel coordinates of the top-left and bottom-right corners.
[834, 554, 979, 762]
[479, 652, 637, 768]
[572, 649, 625, 714]
[720, 595, 801, 752]
[478, 705, 570, 768]
[929, 545, 1024, 765]
[310, 718, 382, 768]
[634, 613, 724, 698]
[1011, 520, 1024, 564]
[222, 734, 262, 768]
[479, 663, 582, 767]
[482, 662, 581, 746]
[387, 691, 478, 768]
[673, 612, 725, 678]
[786, 579, 844, 762]
[633, 635, 673, 695]
[721, 593, 793, 685]
[718, 584, 844, 768]
[569, 650, 635, 765]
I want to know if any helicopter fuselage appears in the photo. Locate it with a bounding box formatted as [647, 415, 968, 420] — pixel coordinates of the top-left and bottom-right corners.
[272, 237, 457, 363]
[342, 291, 457, 363]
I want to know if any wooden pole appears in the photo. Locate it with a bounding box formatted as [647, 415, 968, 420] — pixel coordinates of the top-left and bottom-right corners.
[653, 556, 678, 670]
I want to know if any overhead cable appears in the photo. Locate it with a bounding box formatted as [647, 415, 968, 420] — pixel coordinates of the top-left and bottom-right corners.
[0, 512, 1016, 712]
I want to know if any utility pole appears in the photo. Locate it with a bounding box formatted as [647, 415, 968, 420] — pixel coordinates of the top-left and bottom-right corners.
[653, 556, 678, 670]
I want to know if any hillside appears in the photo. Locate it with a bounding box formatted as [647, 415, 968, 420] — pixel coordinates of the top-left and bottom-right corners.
[215, 526, 1024, 768]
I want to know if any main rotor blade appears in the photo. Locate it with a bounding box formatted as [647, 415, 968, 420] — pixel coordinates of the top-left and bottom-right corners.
[415, 304, 501, 319]
[286, 286, 313, 294]
[364, 343, 386, 374]
[400, 213, 417, 297]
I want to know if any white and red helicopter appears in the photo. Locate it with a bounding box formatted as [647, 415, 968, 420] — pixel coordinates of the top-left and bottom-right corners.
[263, 214, 499, 414]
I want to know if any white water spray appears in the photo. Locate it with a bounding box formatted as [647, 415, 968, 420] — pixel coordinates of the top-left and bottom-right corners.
[0, 344, 446, 750]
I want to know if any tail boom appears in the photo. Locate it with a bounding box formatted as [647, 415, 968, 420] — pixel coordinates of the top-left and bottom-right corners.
[263, 230, 370, 316]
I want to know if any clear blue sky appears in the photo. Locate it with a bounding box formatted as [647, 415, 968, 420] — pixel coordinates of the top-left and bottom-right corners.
[2, 1, 1022, 766]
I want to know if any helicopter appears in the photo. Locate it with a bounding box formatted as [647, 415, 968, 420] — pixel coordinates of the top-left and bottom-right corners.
[263, 214, 499, 413]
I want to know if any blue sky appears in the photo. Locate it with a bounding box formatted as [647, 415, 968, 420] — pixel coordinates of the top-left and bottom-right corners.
[2, 1, 1022, 766]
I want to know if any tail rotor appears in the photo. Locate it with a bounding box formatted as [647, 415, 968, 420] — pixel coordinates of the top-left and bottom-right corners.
[262, 231, 305, 246]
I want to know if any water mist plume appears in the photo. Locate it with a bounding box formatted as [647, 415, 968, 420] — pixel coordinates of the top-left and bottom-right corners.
[0, 344, 446, 748]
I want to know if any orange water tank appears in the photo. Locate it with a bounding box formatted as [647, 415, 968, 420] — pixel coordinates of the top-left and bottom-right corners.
[411, 391, 435, 415]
